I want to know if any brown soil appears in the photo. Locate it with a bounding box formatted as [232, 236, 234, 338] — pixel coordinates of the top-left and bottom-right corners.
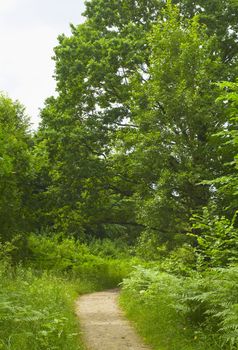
[76, 289, 151, 350]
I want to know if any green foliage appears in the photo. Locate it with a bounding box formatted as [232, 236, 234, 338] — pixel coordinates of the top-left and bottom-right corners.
[174, 0, 238, 71]
[0, 235, 134, 350]
[0, 0, 237, 244]
[127, 3, 225, 239]
[34, 0, 235, 241]
[182, 267, 238, 348]
[190, 207, 238, 268]
[135, 231, 168, 261]
[27, 234, 132, 289]
[121, 266, 214, 350]
[121, 265, 238, 349]
[207, 81, 238, 216]
[88, 237, 131, 259]
[0, 262, 84, 350]
[160, 244, 196, 275]
[36, 7, 145, 236]
[0, 94, 32, 241]
[2, 1, 238, 348]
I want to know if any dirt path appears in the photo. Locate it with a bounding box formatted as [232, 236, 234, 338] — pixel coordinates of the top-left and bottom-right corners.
[76, 289, 150, 350]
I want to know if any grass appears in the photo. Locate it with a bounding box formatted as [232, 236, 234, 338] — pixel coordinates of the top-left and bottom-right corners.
[0, 262, 130, 350]
[120, 292, 213, 350]
[0, 263, 88, 350]
[119, 268, 220, 350]
[0, 235, 134, 350]
[0, 254, 128, 350]
[2, 234, 238, 350]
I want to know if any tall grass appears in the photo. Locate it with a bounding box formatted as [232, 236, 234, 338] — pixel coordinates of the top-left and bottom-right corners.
[0, 235, 134, 350]
[0, 263, 85, 350]
[120, 265, 238, 350]
[2, 234, 238, 350]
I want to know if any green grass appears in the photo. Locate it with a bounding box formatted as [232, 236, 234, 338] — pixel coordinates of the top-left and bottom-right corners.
[2, 234, 238, 350]
[120, 291, 217, 350]
[119, 268, 220, 350]
[0, 261, 132, 350]
[0, 235, 134, 350]
[0, 263, 89, 350]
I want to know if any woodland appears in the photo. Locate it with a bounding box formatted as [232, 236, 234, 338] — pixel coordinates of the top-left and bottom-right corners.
[1, 0, 238, 349]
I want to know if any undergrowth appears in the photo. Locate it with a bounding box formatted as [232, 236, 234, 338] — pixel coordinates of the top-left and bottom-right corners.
[0, 263, 85, 350]
[3, 231, 238, 350]
[0, 235, 133, 350]
[26, 234, 134, 289]
[120, 265, 238, 350]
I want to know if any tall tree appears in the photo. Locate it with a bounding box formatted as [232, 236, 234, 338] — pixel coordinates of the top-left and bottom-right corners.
[0, 94, 32, 241]
[114, 4, 226, 241]
[37, 0, 238, 240]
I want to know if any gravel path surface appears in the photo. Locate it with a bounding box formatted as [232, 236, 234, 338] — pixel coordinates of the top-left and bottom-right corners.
[76, 289, 150, 350]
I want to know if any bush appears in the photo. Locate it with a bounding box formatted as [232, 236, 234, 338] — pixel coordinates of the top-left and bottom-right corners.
[26, 234, 132, 289]
[190, 207, 238, 269]
[121, 266, 205, 350]
[88, 238, 131, 259]
[135, 231, 167, 261]
[160, 244, 196, 275]
[0, 235, 134, 349]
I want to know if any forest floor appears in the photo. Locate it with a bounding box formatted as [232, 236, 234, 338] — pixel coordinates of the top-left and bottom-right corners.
[76, 289, 151, 350]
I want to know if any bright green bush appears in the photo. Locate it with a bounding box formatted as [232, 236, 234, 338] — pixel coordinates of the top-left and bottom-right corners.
[160, 244, 196, 275]
[190, 207, 238, 268]
[120, 267, 209, 350]
[87, 238, 131, 259]
[26, 234, 132, 289]
[135, 231, 165, 261]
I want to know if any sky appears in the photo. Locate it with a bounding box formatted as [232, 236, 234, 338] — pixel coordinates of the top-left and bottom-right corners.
[0, 0, 85, 129]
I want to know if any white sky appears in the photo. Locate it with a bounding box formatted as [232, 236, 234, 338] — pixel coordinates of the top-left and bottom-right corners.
[0, 0, 85, 129]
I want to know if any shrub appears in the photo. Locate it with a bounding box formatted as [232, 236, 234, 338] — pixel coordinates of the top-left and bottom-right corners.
[135, 231, 168, 261]
[190, 207, 238, 268]
[160, 244, 196, 275]
[87, 238, 131, 259]
[27, 234, 132, 289]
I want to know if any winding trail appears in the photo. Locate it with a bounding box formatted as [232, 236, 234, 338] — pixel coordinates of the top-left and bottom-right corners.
[76, 289, 150, 350]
